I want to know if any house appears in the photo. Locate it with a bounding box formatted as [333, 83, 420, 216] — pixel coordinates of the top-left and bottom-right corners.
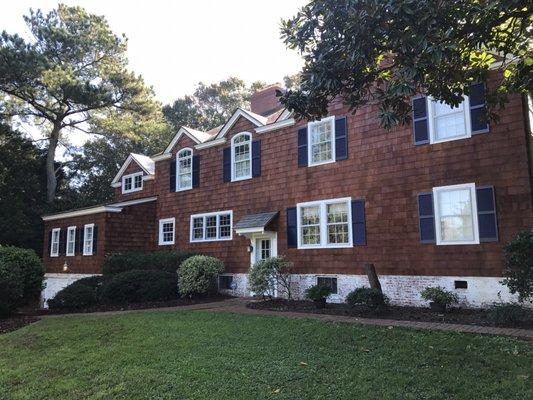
[41, 80, 533, 307]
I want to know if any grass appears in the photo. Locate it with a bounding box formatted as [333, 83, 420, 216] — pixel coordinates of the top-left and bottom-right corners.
[0, 311, 532, 400]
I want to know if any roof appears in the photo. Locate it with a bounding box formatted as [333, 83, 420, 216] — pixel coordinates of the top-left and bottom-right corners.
[234, 211, 279, 232]
[42, 196, 157, 221]
[130, 153, 155, 175]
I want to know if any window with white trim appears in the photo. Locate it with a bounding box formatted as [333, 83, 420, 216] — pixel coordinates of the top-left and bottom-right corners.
[83, 224, 95, 256]
[122, 172, 143, 194]
[190, 211, 233, 242]
[308, 116, 335, 166]
[177, 148, 193, 191]
[428, 96, 471, 143]
[297, 197, 352, 249]
[231, 133, 251, 181]
[433, 183, 479, 245]
[66, 226, 76, 256]
[50, 228, 60, 257]
[317, 276, 338, 294]
[159, 218, 175, 245]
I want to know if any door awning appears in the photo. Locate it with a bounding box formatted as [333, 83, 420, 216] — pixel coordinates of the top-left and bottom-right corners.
[234, 211, 279, 235]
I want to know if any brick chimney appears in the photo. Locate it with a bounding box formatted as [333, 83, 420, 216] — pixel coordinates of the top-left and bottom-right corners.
[250, 84, 284, 116]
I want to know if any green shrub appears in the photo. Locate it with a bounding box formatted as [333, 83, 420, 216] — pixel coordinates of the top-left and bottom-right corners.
[248, 257, 293, 299]
[100, 270, 178, 304]
[177, 255, 224, 298]
[420, 286, 459, 306]
[102, 251, 198, 275]
[488, 303, 526, 327]
[0, 259, 24, 316]
[502, 230, 533, 302]
[0, 245, 44, 302]
[47, 276, 104, 310]
[346, 287, 389, 309]
[305, 284, 333, 301]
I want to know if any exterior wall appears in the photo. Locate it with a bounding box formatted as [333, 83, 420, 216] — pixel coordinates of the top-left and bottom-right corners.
[42, 213, 108, 274]
[106, 201, 157, 253]
[154, 87, 532, 281]
[219, 273, 523, 308]
[41, 273, 98, 308]
[113, 161, 155, 202]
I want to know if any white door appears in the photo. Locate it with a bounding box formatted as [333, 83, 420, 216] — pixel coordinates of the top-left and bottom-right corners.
[250, 233, 277, 297]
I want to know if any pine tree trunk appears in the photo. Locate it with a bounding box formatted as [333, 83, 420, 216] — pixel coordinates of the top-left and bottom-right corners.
[45, 123, 61, 204]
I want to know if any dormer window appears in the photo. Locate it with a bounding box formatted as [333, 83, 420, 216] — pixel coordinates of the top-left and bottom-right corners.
[308, 116, 335, 166]
[122, 172, 143, 194]
[177, 148, 193, 191]
[231, 133, 252, 181]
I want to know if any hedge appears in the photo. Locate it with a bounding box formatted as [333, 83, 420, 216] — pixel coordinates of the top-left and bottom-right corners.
[99, 270, 179, 304]
[102, 251, 198, 275]
[0, 259, 24, 316]
[0, 245, 44, 301]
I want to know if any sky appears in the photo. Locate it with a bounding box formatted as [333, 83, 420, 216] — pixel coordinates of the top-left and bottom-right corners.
[1, 0, 307, 105]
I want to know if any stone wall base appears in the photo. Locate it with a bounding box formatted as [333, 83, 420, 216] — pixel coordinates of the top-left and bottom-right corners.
[41, 273, 99, 308]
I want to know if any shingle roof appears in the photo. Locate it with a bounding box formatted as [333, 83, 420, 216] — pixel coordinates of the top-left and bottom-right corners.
[234, 212, 279, 230]
[130, 153, 155, 175]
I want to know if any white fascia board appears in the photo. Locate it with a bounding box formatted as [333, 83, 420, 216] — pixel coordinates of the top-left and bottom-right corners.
[42, 206, 122, 221]
[255, 118, 295, 134]
[109, 196, 157, 208]
[195, 137, 226, 149]
[215, 109, 267, 139]
[152, 153, 172, 162]
[163, 127, 201, 154]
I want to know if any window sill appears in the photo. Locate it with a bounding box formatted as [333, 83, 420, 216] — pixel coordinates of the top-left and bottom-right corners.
[297, 244, 352, 250]
[430, 134, 471, 145]
[158, 242, 175, 246]
[122, 188, 143, 194]
[190, 237, 233, 243]
[308, 159, 336, 168]
[436, 240, 480, 246]
[176, 187, 192, 192]
[231, 175, 252, 183]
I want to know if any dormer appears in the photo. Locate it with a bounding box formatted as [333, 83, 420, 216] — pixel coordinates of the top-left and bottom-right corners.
[111, 153, 155, 195]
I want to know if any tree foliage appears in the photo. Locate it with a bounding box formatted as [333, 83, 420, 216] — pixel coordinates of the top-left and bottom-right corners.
[502, 230, 533, 302]
[280, 0, 532, 128]
[0, 4, 161, 202]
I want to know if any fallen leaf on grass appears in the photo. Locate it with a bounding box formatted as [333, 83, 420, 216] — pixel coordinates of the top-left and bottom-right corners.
[299, 361, 308, 367]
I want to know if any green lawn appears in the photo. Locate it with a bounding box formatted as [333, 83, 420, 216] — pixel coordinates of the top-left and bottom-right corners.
[0, 311, 531, 400]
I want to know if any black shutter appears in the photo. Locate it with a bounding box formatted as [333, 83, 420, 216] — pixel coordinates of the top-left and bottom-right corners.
[78, 226, 85, 254]
[351, 199, 366, 246]
[192, 155, 200, 188]
[470, 82, 489, 135]
[252, 140, 261, 177]
[418, 192, 436, 243]
[223, 147, 231, 182]
[476, 186, 498, 242]
[92, 225, 98, 254]
[73, 227, 78, 256]
[286, 207, 297, 248]
[335, 117, 348, 160]
[169, 159, 176, 192]
[297, 127, 308, 167]
[412, 96, 429, 145]
[48, 230, 53, 255]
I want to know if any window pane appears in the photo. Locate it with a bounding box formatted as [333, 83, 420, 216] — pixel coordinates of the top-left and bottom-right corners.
[310, 120, 333, 163]
[434, 100, 466, 140]
[193, 217, 204, 240]
[301, 206, 320, 225]
[134, 174, 142, 188]
[233, 135, 251, 179]
[438, 189, 474, 241]
[206, 216, 217, 238]
[218, 214, 231, 238]
[327, 203, 348, 223]
[302, 226, 320, 245]
[124, 177, 132, 190]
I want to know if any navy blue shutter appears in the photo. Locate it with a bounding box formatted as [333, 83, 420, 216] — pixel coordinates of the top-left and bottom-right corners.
[412, 96, 429, 144]
[73, 227, 78, 256]
[335, 117, 348, 160]
[58, 229, 65, 255]
[470, 82, 489, 134]
[297, 127, 308, 167]
[351, 199, 366, 246]
[418, 193, 436, 243]
[78, 226, 85, 254]
[192, 155, 200, 188]
[48, 230, 53, 255]
[476, 186, 498, 242]
[92, 225, 98, 254]
[286, 207, 297, 248]
[169, 160, 176, 192]
[252, 140, 261, 177]
[223, 147, 231, 182]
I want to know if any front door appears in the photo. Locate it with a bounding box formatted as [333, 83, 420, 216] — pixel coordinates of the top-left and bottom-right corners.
[250, 233, 277, 297]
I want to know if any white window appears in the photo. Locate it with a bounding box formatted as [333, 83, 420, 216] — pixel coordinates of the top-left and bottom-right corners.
[83, 224, 95, 256]
[433, 183, 479, 245]
[190, 211, 233, 242]
[297, 197, 352, 249]
[428, 96, 471, 144]
[177, 148, 193, 191]
[159, 218, 175, 245]
[122, 172, 143, 194]
[66, 226, 76, 256]
[231, 133, 251, 181]
[308, 116, 335, 166]
[50, 228, 60, 257]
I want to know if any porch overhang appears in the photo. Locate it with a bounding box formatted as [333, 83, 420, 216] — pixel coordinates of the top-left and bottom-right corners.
[234, 211, 278, 236]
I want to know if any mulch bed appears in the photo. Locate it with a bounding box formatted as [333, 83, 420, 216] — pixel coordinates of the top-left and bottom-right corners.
[247, 299, 533, 330]
[0, 316, 40, 335]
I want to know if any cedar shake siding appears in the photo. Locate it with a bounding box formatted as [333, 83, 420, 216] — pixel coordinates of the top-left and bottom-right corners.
[41, 77, 533, 305]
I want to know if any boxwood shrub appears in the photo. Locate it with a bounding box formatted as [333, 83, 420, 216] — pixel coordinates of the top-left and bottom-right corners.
[0, 245, 44, 302]
[99, 270, 178, 304]
[47, 276, 104, 310]
[103, 251, 198, 275]
[0, 259, 24, 316]
[178, 255, 224, 298]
